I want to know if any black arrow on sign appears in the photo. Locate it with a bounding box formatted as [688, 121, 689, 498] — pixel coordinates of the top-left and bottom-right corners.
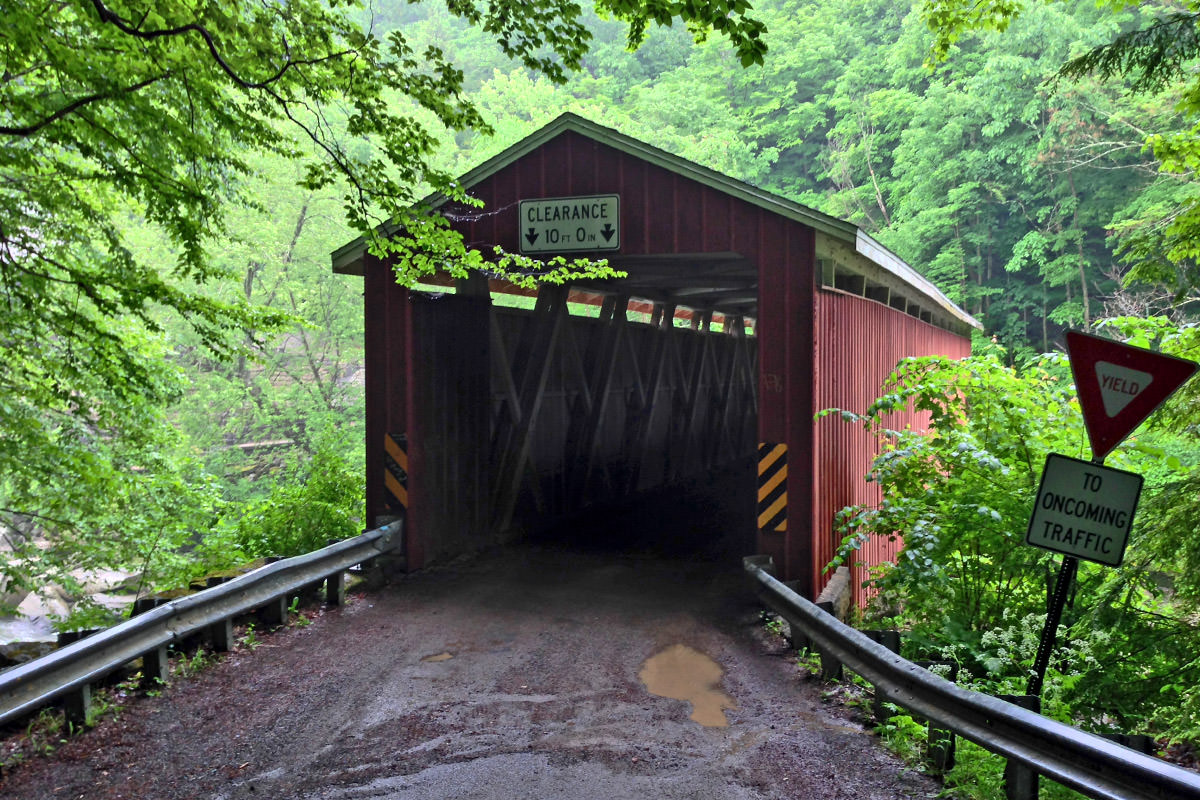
[525, 228, 539, 246]
[600, 223, 615, 242]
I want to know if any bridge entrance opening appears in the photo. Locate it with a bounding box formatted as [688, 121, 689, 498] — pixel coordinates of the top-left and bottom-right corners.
[386, 267, 760, 565]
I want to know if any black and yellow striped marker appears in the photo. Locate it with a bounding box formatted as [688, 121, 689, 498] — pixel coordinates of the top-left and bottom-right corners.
[758, 442, 787, 532]
[384, 432, 408, 513]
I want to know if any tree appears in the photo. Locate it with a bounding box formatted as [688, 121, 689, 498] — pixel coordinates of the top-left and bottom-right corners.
[0, 0, 768, 598]
[921, 0, 1200, 299]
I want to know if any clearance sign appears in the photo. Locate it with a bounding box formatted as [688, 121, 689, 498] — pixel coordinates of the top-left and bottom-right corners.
[1025, 454, 1142, 567]
[519, 194, 620, 254]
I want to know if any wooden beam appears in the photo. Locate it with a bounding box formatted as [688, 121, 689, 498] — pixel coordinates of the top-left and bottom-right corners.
[491, 286, 568, 532]
[567, 294, 629, 508]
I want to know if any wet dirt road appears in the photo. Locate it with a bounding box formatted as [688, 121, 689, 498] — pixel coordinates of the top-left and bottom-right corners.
[0, 545, 937, 800]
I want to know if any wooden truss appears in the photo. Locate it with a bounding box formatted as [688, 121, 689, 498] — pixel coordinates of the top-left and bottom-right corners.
[488, 286, 758, 534]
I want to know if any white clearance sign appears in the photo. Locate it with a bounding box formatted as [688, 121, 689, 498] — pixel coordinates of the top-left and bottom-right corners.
[519, 194, 620, 254]
[1025, 453, 1142, 567]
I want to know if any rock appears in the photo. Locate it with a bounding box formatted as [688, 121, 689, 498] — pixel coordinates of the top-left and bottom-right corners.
[18, 586, 71, 622]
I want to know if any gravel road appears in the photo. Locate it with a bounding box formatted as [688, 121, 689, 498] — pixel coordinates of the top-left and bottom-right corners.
[0, 538, 939, 800]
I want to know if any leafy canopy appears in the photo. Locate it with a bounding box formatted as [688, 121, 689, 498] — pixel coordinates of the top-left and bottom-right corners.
[0, 0, 767, 399]
[921, 0, 1200, 300]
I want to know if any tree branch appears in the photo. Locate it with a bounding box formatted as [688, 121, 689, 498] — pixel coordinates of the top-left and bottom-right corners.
[0, 73, 165, 136]
[90, 0, 354, 91]
[0, 507, 73, 529]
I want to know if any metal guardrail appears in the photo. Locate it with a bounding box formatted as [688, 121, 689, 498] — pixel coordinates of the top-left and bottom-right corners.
[0, 520, 402, 727]
[745, 556, 1200, 800]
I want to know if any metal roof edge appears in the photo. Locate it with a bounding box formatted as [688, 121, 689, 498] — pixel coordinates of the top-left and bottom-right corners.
[855, 230, 981, 330]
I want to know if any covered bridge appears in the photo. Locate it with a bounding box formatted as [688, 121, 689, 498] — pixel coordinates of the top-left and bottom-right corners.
[332, 114, 978, 601]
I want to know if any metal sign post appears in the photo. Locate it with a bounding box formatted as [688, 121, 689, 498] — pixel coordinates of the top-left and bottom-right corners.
[1027, 555, 1077, 698]
[1024, 454, 1142, 695]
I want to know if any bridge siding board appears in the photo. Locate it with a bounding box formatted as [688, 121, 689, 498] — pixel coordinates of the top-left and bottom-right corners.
[410, 295, 491, 564]
[363, 254, 410, 557]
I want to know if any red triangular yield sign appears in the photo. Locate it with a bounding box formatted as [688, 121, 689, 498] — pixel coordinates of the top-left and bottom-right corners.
[1066, 330, 1197, 460]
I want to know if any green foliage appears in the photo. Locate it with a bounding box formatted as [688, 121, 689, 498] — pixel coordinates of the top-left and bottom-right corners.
[920, 0, 1200, 303]
[174, 646, 215, 680]
[217, 423, 363, 560]
[829, 346, 1090, 638]
[1, 709, 67, 772]
[241, 623, 260, 651]
[875, 711, 927, 763]
[50, 600, 120, 635]
[288, 596, 313, 627]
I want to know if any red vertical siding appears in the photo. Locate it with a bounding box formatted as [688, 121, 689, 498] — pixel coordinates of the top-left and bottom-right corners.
[813, 290, 971, 606]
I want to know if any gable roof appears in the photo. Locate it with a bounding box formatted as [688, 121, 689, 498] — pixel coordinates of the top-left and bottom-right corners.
[332, 113, 978, 331]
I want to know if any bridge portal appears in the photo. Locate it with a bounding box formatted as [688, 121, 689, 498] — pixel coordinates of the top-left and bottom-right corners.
[333, 114, 977, 601]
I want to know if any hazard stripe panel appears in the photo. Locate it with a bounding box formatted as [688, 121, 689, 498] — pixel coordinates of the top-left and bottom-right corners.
[384, 433, 408, 512]
[757, 442, 787, 532]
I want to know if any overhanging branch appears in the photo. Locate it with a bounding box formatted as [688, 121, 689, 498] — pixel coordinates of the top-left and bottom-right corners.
[90, 0, 354, 91]
[0, 74, 165, 137]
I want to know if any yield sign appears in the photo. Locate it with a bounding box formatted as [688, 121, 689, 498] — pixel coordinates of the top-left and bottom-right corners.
[1066, 330, 1198, 460]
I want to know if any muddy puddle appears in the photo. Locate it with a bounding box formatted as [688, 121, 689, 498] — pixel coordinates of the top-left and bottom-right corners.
[639, 643, 736, 727]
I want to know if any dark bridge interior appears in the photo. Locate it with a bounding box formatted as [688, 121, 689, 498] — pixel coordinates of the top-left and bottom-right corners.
[402, 276, 759, 564]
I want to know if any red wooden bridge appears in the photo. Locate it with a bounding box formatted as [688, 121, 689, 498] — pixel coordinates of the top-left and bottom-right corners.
[332, 114, 977, 602]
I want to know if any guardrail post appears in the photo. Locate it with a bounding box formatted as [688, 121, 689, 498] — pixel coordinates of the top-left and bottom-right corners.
[863, 629, 901, 653]
[1100, 733, 1155, 755]
[916, 662, 964, 772]
[259, 596, 288, 627]
[141, 645, 169, 689]
[863, 631, 901, 724]
[813, 601, 843, 681]
[63, 683, 91, 728]
[929, 724, 956, 771]
[1001, 695, 1041, 800]
[131, 596, 160, 617]
[57, 629, 100, 646]
[210, 618, 235, 652]
[915, 661, 959, 772]
[781, 580, 810, 650]
[326, 570, 346, 607]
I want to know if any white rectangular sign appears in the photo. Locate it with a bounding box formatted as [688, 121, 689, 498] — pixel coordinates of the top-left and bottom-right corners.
[519, 194, 620, 254]
[1025, 453, 1142, 567]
